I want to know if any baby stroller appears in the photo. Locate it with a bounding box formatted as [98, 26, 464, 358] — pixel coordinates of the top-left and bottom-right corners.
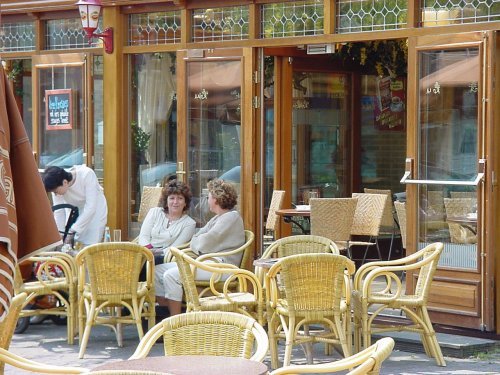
[14, 204, 79, 334]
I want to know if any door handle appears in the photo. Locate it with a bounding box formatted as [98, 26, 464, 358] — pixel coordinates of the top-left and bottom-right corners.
[176, 161, 186, 182]
[400, 158, 485, 186]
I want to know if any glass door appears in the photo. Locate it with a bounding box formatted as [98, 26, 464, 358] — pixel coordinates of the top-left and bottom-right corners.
[291, 67, 351, 205]
[33, 54, 88, 170]
[404, 33, 493, 330]
[183, 56, 243, 227]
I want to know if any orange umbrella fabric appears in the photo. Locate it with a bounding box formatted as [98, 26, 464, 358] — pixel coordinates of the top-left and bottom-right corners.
[0, 65, 62, 322]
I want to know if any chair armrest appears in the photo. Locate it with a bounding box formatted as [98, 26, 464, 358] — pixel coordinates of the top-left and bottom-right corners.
[23, 252, 77, 286]
[164, 247, 198, 263]
[0, 348, 87, 374]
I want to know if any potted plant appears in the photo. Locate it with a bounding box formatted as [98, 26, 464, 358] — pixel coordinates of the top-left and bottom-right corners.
[131, 121, 151, 165]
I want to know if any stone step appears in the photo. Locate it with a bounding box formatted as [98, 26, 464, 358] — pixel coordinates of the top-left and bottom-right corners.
[372, 331, 500, 358]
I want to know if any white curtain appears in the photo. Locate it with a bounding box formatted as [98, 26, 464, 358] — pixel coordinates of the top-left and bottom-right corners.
[137, 53, 176, 164]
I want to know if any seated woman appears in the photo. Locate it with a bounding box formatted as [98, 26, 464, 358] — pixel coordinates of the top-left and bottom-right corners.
[155, 179, 245, 317]
[138, 180, 196, 263]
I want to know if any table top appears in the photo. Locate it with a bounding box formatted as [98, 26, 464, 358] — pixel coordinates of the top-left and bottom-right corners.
[446, 215, 478, 226]
[253, 257, 281, 269]
[92, 355, 269, 375]
[276, 208, 310, 217]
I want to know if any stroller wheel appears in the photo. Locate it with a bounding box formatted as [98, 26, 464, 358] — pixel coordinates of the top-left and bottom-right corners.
[15, 316, 30, 334]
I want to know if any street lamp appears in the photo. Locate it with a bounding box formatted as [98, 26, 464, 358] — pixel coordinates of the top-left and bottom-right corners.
[76, 0, 113, 54]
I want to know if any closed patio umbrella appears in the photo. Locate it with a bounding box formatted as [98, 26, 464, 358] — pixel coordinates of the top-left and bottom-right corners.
[0, 65, 62, 323]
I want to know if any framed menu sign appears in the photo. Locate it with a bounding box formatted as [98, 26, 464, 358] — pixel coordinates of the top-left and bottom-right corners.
[45, 89, 73, 130]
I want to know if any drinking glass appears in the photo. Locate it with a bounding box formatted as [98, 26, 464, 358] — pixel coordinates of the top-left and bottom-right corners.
[309, 191, 318, 200]
[113, 229, 122, 242]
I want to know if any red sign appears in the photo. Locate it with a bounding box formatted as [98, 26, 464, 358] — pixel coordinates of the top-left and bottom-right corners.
[374, 77, 406, 131]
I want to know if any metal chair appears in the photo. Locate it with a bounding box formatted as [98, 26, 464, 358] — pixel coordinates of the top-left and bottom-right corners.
[352, 242, 446, 366]
[130, 311, 268, 362]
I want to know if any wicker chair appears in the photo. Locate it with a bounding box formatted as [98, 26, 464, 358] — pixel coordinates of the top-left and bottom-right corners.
[394, 201, 407, 250]
[75, 242, 155, 358]
[449, 191, 476, 199]
[269, 337, 395, 375]
[170, 247, 265, 325]
[309, 198, 357, 254]
[352, 242, 445, 367]
[265, 253, 355, 368]
[263, 190, 286, 249]
[194, 229, 255, 296]
[444, 198, 477, 244]
[349, 193, 388, 263]
[0, 292, 87, 374]
[14, 251, 78, 344]
[130, 311, 269, 362]
[255, 234, 339, 287]
[137, 186, 163, 223]
[87, 371, 170, 375]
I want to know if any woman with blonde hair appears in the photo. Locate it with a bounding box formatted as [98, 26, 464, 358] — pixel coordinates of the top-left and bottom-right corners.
[154, 179, 244, 317]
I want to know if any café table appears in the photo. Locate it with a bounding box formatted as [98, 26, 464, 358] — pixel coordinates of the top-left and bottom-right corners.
[276, 208, 311, 234]
[91, 355, 269, 375]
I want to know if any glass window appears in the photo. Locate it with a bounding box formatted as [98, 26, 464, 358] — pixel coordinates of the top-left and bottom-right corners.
[129, 11, 181, 45]
[46, 18, 100, 50]
[0, 21, 35, 52]
[192, 6, 249, 41]
[128, 53, 178, 237]
[93, 56, 104, 181]
[417, 48, 479, 270]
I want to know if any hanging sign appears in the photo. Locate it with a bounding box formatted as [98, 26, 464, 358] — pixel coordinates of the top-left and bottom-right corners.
[45, 89, 73, 130]
[374, 77, 406, 131]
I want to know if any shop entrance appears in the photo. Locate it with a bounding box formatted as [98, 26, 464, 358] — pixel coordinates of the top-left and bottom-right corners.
[404, 32, 497, 331]
[176, 48, 254, 229]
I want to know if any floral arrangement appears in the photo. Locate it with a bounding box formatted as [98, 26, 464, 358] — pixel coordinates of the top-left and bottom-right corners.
[338, 40, 408, 77]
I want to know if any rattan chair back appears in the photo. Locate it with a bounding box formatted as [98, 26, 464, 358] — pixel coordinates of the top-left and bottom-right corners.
[277, 253, 354, 315]
[257, 234, 339, 285]
[265, 190, 285, 232]
[426, 190, 445, 217]
[351, 193, 387, 237]
[130, 311, 269, 362]
[75, 242, 155, 358]
[413, 242, 445, 301]
[363, 189, 394, 229]
[394, 201, 407, 249]
[310, 198, 357, 243]
[137, 186, 163, 222]
[269, 337, 395, 375]
[444, 197, 477, 244]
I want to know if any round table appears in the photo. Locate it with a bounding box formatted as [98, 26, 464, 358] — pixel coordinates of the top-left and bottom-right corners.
[92, 355, 269, 375]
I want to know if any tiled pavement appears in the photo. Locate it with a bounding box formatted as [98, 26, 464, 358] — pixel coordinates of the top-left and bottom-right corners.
[5, 319, 500, 374]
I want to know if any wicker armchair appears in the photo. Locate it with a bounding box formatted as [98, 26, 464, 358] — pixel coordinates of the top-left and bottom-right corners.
[254, 234, 339, 287]
[263, 190, 286, 249]
[349, 193, 388, 263]
[14, 251, 78, 344]
[130, 311, 269, 362]
[309, 198, 357, 254]
[444, 198, 477, 244]
[194, 229, 255, 296]
[265, 253, 355, 368]
[75, 242, 155, 358]
[171, 247, 265, 325]
[352, 242, 445, 366]
[269, 337, 394, 375]
[0, 292, 87, 374]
